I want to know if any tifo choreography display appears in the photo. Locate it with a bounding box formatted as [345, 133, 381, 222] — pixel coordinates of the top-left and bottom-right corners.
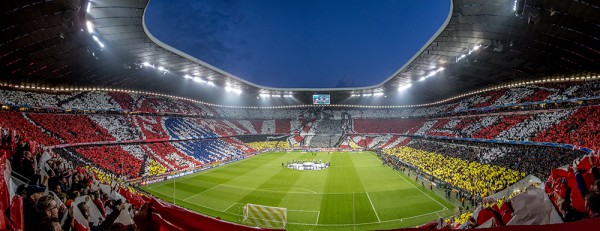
[2, 77, 600, 230]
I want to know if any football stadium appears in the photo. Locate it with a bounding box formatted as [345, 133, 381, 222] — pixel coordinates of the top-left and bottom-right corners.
[1, 0, 600, 231]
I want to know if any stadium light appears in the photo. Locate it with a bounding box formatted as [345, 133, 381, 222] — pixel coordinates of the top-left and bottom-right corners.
[86, 21, 94, 33]
[398, 83, 412, 91]
[419, 76, 427, 82]
[373, 92, 384, 97]
[225, 86, 242, 95]
[91, 35, 104, 48]
[193, 77, 204, 83]
[183, 75, 192, 79]
[86, 2, 91, 13]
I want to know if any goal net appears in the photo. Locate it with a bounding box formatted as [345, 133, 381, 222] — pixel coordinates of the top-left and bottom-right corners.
[242, 203, 287, 228]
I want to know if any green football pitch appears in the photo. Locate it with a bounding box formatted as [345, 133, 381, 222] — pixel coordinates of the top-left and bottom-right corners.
[141, 151, 456, 230]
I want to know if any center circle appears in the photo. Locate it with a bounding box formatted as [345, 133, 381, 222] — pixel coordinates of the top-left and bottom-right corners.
[287, 161, 329, 171]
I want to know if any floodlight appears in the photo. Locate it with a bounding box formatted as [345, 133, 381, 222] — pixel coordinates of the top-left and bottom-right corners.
[91, 35, 104, 48]
[398, 83, 412, 91]
[86, 21, 94, 33]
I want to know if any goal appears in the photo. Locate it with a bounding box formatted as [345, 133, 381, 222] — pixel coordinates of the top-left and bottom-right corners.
[242, 203, 287, 228]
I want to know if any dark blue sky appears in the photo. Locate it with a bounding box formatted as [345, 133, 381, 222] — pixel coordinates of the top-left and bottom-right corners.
[145, 0, 450, 88]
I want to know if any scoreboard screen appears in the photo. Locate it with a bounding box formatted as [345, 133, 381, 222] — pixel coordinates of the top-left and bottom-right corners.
[312, 94, 330, 104]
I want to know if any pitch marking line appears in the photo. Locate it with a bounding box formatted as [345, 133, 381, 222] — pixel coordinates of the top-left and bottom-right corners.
[365, 192, 381, 223]
[223, 202, 242, 213]
[316, 211, 320, 225]
[287, 208, 447, 226]
[388, 166, 448, 210]
[186, 200, 241, 217]
[182, 184, 222, 201]
[145, 189, 241, 217]
[263, 187, 318, 194]
[285, 209, 320, 225]
[287, 209, 320, 213]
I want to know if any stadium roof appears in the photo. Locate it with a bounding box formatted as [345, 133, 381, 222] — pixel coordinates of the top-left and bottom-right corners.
[1, 0, 600, 106]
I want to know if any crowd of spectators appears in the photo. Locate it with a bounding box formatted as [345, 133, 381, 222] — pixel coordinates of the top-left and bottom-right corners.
[406, 139, 584, 180]
[342, 134, 407, 149]
[143, 142, 201, 169]
[146, 160, 167, 176]
[305, 135, 341, 148]
[0, 88, 74, 107]
[533, 106, 600, 152]
[491, 88, 533, 106]
[72, 146, 143, 179]
[496, 109, 575, 141]
[383, 146, 523, 198]
[352, 118, 426, 134]
[545, 154, 600, 222]
[89, 115, 142, 141]
[472, 115, 531, 139]
[0, 112, 62, 146]
[2, 79, 600, 122]
[2, 126, 144, 231]
[246, 141, 290, 151]
[27, 114, 116, 144]
[433, 152, 600, 229]
[60, 92, 122, 110]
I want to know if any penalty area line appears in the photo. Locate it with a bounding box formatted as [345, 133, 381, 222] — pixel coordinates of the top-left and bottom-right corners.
[366, 192, 381, 223]
[388, 166, 448, 210]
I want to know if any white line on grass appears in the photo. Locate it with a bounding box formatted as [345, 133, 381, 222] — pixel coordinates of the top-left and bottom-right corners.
[365, 192, 381, 223]
[223, 202, 241, 212]
[286, 209, 320, 213]
[182, 184, 222, 201]
[287, 208, 446, 226]
[262, 187, 318, 194]
[145, 189, 242, 217]
[186, 200, 242, 217]
[388, 166, 448, 210]
[316, 211, 320, 225]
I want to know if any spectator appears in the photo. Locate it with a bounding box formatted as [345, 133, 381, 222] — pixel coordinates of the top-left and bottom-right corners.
[584, 192, 600, 219]
[24, 184, 46, 231]
[77, 200, 123, 231]
[36, 194, 72, 231]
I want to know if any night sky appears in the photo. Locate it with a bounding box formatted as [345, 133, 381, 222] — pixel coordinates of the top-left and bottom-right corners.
[145, 0, 450, 88]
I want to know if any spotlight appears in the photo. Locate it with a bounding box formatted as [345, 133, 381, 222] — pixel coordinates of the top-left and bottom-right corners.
[86, 21, 94, 33]
[398, 83, 412, 91]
